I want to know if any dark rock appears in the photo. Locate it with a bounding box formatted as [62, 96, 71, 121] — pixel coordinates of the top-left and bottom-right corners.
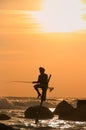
[25, 105, 54, 119]
[53, 100, 76, 120]
[0, 114, 11, 120]
[0, 123, 17, 130]
[54, 100, 75, 116]
[77, 100, 86, 108]
[75, 100, 86, 121]
[54, 100, 86, 121]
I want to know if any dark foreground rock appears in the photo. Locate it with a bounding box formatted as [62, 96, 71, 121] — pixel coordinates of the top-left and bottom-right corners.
[0, 114, 11, 120]
[53, 100, 86, 121]
[0, 123, 17, 130]
[25, 105, 54, 119]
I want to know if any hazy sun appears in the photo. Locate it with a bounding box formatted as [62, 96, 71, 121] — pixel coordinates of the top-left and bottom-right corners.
[33, 0, 85, 32]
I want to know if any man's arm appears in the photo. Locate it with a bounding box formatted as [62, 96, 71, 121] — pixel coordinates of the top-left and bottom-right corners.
[32, 75, 40, 84]
[32, 81, 38, 84]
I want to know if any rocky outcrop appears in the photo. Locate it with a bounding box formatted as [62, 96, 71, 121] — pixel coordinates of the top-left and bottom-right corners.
[25, 105, 54, 119]
[53, 100, 86, 121]
[0, 114, 11, 120]
[75, 100, 86, 121]
[77, 99, 86, 107]
[53, 100, 75, 120]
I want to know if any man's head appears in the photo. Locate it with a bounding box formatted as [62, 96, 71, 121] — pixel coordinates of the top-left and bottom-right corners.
[39, 67, 45, 74]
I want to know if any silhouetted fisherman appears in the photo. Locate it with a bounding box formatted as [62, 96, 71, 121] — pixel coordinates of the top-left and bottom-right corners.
[32, 67, 48, 101]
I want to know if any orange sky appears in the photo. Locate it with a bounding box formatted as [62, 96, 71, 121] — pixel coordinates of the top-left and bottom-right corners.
[0, 0, 86, 98]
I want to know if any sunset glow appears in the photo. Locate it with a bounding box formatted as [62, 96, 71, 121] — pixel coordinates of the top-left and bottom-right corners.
[33, 0, 85, 32]
[0, 0, 86, 97]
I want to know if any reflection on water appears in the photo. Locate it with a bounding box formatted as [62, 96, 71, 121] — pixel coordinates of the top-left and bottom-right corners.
[0, 97, 86, 129]
[0, 109, 86, 130]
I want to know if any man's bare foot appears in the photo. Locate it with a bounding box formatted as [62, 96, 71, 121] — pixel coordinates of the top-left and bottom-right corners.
[37, 94, 41, 99]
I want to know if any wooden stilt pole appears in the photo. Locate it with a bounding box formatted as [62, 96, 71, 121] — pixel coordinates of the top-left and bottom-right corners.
[35, 99, 43, 124]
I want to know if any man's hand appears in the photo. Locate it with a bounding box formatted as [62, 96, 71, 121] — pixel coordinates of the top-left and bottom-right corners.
[32, 81, 37, 84]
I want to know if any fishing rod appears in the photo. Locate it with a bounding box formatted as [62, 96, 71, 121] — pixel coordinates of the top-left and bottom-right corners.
[11, 74, 52, 83]
[11, 80, 54, 92]
[11, 81, 33, 83]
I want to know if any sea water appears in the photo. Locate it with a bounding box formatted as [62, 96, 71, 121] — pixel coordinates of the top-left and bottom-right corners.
[0, 97, 86, 130]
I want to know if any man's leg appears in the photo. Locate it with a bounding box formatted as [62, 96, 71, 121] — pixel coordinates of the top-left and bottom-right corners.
[34, 84, 41, 98]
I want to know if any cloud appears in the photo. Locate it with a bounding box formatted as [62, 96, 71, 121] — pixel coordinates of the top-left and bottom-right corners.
[0, 50, 25, 61]
[0, 50, 24, 55]
[0, 0, 43, 11]
[0, 9, 41, 34]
